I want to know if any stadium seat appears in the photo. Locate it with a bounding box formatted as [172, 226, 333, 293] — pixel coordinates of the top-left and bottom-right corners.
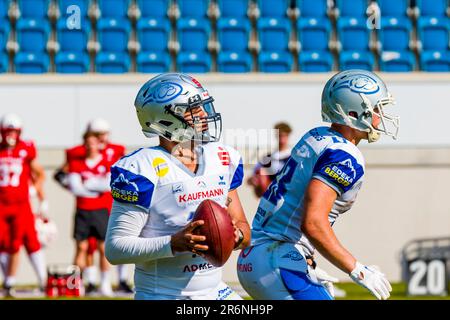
[257, 0, 289, 17]
[337, 17, 371, 51]
[59, 0, 90, 17]
[420, 51, 450, 71]
[380, 50, 415, 72]
[14, 52, 49, 73]
[379, 17, 412, 51]
[178, 0, 210, 17]
[297, 17, 331, 51]
[17, 0, 49, 19]
[335, 0, 368, 17]
[176, 51, 212, 73]
[339, 51, 375, 70]
[417, 17, 450, 51]
[257, 17, 291, 51]
[56, 18, 91, 52]
[137, 0, 170, 18]
[297, 0, 328, 17]
[55, 51, 90, 73]
[0, 0, 9, 19]
[16, 19, 51, 52]
[0, 19, 10, 49]
[97, 18, 131, 52]
[217, 17, 251, 51]
[95, 52, 131, 73]
[0, 51, 7, 73]
[137, 51, 171, 73]
[217, 0, 248, 18]
[298, 50, 333, 72]
[177, 18, 211, 52]
[416, 0, 448, 17]
[137, 18, 171, 52]
[258, 51, 293, 73]
[217, 51, 252, 72]
[98, 0, 130, 18]
[377, 0, 409, 17]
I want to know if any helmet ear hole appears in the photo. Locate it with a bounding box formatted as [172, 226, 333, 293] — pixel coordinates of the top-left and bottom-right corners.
[348, 111, 358, 119]
[158, 120, 173, 127]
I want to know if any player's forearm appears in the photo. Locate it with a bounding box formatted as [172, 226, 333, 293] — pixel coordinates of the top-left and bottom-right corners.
[301, 219, 356, 273]
[105, 201, 174, 265]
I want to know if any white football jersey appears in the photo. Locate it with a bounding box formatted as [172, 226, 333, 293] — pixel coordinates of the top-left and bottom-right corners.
[252, 126, 365, 248]
[110, 142, 243, 297]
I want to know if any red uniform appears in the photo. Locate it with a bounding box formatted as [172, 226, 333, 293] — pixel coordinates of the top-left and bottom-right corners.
[0, 140, 41, 254]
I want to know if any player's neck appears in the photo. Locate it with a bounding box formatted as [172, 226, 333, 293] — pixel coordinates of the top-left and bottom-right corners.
[330, 124, 362, 146]
[159, 138, 199, 173]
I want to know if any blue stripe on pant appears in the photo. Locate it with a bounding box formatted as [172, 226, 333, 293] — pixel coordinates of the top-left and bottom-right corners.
[279, 268, 333, 300]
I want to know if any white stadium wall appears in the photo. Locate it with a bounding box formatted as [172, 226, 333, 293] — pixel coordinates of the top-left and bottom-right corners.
[0, 73, 450, 285]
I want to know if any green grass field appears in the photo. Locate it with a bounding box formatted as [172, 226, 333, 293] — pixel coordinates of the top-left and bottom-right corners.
[2, 282, 450, 300]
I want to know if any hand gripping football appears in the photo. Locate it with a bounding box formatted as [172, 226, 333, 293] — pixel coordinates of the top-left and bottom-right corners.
[192, 199, 235, 267]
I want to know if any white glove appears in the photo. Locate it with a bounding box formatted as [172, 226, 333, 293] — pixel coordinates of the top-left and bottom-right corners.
[349, 261, 392, 300]
[38, 200, 49, 216]
[308, 265, 339, 298]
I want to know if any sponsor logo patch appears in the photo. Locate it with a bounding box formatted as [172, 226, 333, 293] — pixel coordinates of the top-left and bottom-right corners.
[152, 157, 169, 177]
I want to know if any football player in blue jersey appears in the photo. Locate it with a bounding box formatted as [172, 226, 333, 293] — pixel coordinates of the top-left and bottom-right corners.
[237, 69, 399, 300]
[104, 73, 251, 300]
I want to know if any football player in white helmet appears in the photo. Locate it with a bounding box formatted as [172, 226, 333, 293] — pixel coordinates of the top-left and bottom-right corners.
[105, 73, 251, 300]
[237, 70, 399, 300]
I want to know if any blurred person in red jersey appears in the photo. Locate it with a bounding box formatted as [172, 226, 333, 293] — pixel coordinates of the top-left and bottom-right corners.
[0, 114, 48, 297]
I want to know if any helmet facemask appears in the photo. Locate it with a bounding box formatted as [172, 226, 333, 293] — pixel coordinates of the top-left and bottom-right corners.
[359, 93, 399, 143]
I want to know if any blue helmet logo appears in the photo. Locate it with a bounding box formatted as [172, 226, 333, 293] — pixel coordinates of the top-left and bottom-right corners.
[144, 82, 183, 105]
[335, 74, 380, 95]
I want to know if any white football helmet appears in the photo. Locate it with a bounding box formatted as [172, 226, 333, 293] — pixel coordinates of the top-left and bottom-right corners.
[35, 216, 58, 248]
[87, 118, 110, 133]
[0, 113, 23, 146]
[322, 69, 400, 143]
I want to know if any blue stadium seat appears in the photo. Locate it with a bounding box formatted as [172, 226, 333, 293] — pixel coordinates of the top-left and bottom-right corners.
[98, 0, 130, 18]
[297, 17, 331, 51]
[257, 0, 289, 17]
[217, 0, 248, 18]
[18, 0, 49, 18]
[177, 18, 211, 52]
[416, 0, 448, 17]
[137, 18, 171, 52]
[178, 0, 210, 17]
[0, 51, 7, 73]
[298, 50, 333, 72]
[258, 51, 293, 72]
[16, 19, 51, 52]
[59, 0, 89, 17]
[420, 51, 450, 71]
[0, 19, 10, 49]
[0, 0, 9, 19]
[217, 17, 251, 51]
[417, 17, 450, 51]
[137, 51, 171, 73]
[217, 51, 252, 72]
[377, 0, 409, 17]
[97, 18, 131, 52]
[337, 17, 370, 51]
[55, 51, 90, 73]
[379, 17, 412, 51]
[335, 0, 368, 17]
[57, 19, 90, 52]
[257, 17, 291, 51]
[137, 0, 170, 18]
[297, 0, 328, 17]
[14, 52, 49, 73]
[177, 51, 212, 73]
[96, 52, 131, 73]
[380, 50, 415, 72]
[339, 51, 375, 70]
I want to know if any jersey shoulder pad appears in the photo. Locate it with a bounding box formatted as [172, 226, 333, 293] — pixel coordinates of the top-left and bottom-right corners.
[66, 145, 86, 161]
[312, 144, 365, 195]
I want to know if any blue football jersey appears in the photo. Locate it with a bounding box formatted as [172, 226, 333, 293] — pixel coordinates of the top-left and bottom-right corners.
[252, 126, 365, 246]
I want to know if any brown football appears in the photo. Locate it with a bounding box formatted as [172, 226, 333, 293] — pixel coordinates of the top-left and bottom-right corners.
[192, 199, 235, 267]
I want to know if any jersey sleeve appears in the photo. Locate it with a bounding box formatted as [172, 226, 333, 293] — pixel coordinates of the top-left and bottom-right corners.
[312, 147, 364, 195]
[225, 146, 244, 191]
[110, 152, 158, 211]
